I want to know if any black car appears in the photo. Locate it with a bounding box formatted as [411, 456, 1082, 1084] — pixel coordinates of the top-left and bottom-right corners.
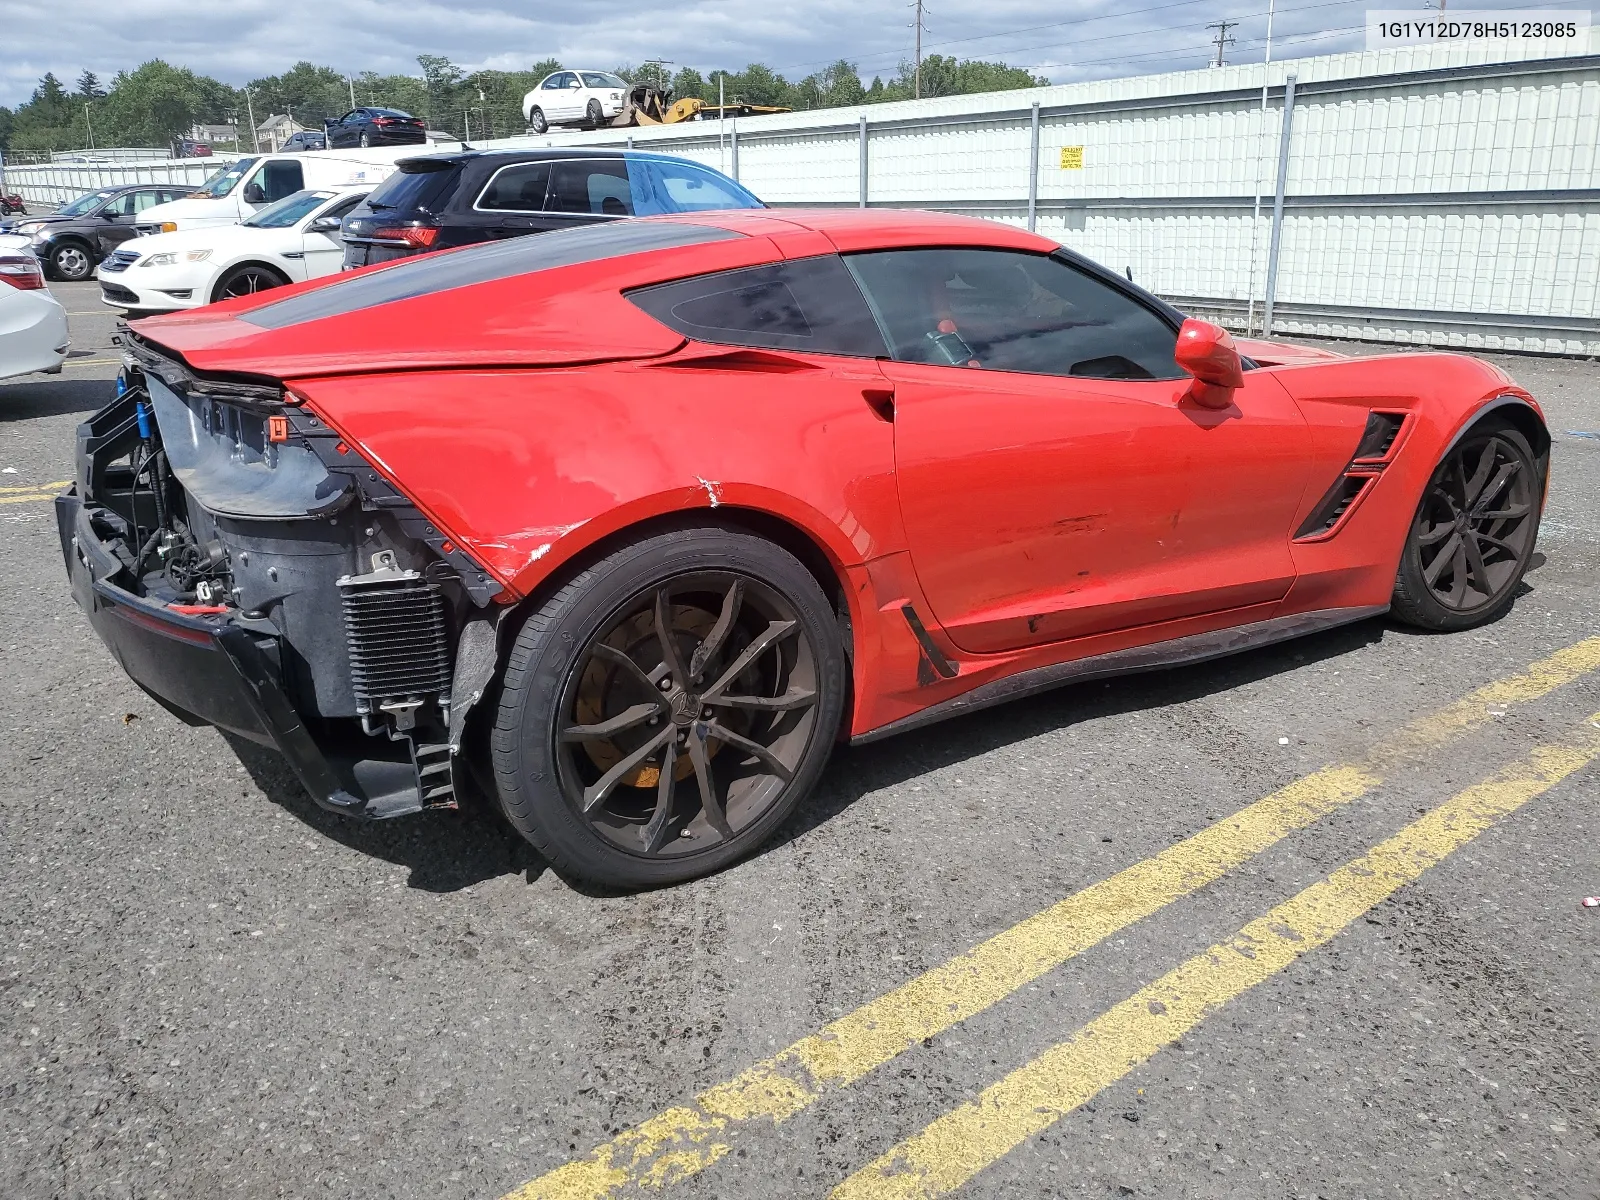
[281, 130, 327, 152]
[323, 108, 427, 149]
[7, 184, 192, 280]
[339, 148, 765, 268]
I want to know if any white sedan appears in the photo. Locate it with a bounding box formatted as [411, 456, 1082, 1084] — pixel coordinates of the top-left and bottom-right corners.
[522, 70, 627, 133]
[0, 248, 69, 383]
[96, 185, 369, 314]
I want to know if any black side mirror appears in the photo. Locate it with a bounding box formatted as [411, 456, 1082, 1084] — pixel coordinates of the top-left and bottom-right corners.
[243, 182, 266, 204]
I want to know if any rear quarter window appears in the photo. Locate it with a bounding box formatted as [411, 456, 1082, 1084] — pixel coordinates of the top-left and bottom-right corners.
[626, 255, 886, 357]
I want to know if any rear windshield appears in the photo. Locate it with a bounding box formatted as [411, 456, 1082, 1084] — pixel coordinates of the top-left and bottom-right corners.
[369, 108, 414, 119]
[239, 219, 744, 329]
[364, 163, 462, 213]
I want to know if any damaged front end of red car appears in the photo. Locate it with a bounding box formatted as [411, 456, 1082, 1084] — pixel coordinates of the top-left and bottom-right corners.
[56, 328, 508, 819]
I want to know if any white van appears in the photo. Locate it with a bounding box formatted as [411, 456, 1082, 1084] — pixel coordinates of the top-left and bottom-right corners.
[135, 145, 459, 235]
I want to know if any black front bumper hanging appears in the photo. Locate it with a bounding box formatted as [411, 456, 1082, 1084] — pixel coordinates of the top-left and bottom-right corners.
[57, 490, 427, 819]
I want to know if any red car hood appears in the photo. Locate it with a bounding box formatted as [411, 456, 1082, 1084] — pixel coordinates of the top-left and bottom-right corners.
[1236, 337, 1347, 366]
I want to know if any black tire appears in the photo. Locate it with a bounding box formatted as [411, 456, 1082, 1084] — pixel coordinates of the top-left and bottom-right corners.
[1391, 416, 1542, 631]
[490, 524, 846, 889]
[50, 241, 94, 281]
[358, 131, 371, 148]
[528, 108, 548, 134]
[585, 99, 604, 129]
[210, 263, 290, 304]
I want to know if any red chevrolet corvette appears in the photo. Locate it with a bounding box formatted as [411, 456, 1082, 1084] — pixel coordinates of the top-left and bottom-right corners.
[60, 209, 1547, 888]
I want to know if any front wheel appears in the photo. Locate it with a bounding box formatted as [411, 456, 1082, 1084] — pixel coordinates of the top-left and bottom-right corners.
[1391, 417, 1542, 631]
[491, 525, 847, 889]
[585, 99, 604, 129]
[211, 263, 289, 303]
[527, 108, 548, 134]
[50, 243, 93, 281]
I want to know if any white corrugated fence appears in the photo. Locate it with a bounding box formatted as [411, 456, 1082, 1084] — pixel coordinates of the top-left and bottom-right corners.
[5, 38, 1597, 353]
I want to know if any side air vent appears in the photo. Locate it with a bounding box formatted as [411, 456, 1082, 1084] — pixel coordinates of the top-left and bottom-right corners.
[1352, 411, 1406, 461]
[1293, 410, 1409, 541]
[1294, 474, 1375, 540]
[340, 562, 453, 721]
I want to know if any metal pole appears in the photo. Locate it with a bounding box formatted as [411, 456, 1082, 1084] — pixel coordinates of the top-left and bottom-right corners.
[1026, 100, 1040, 232]
[348, 76, 358, 109]
[84, 104, 94, 151]
[1244, 0, 1277, 336]
[1263, 73, 1297, 337]
[858, 115, 868, 208]
[718, 77, 725, 173]
[245, 88, 259, 153]
[915, 0, 923, 99]
[731, 120, 739, 181]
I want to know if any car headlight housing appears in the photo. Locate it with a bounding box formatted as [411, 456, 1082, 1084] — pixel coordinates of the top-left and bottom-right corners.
[140, 250, 210, 267]
[18, 222, 46, 238]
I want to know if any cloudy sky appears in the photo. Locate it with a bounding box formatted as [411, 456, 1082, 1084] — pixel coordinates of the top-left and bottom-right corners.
[0, 0, 1420, 107]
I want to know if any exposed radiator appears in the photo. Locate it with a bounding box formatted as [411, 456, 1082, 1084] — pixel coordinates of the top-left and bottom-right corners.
[339, 562, 452, 721]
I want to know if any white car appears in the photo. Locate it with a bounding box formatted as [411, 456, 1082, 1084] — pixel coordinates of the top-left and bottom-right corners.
[522, 70, 627, 133]
[96, 186, 369, 314]
[0, 250, 69, 382]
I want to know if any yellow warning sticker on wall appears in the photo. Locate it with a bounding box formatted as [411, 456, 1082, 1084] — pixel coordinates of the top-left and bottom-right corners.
[1059, 146, 1085, 169]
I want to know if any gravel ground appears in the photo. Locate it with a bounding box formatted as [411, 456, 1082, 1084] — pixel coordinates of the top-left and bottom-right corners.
[3, 281, 1598, 1200]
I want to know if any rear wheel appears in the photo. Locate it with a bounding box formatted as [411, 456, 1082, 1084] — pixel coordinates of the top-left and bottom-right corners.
[491, 525, 846, 889]
[1391, 418, 1541, 631]
[50, 242, 93, 281]
[359, 131, 371, 148]
[211, 263, 290, 303]
[528, 108, 548, 134]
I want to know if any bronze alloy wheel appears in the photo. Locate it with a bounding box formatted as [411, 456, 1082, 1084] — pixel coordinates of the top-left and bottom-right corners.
[1392, 417, 1542, 631]
[491, 524, 847, 888]
[1412, 428, 1537, 613]
[553, 571, 821, 858]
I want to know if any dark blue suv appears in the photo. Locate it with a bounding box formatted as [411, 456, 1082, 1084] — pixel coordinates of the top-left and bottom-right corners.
[340, 148, 764, 268]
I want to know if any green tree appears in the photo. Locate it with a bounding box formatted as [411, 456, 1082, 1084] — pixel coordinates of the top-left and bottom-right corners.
[670, 67, 708, 103]
[0, 106, 13, 153]
[75, 71, 106, 100]
[100, 60, 236, 148]
[789, 60, 864, 110]
[530, 58, 563, 81]
[417, 53, 466, 127]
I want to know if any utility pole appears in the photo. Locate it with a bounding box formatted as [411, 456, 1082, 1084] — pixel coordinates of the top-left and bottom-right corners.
[84, 103, 94, 150]
[913, 0, 926, 99]
[348, 76, 357, 109]
[245, 87, 259, 152]
[1207, 19, 1238, 67]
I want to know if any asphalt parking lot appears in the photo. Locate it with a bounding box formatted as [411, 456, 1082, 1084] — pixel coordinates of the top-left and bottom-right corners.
[4, 279, 1599, 1200]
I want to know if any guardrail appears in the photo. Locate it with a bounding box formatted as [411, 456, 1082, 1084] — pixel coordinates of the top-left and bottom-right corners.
[1, 156, 238, 207]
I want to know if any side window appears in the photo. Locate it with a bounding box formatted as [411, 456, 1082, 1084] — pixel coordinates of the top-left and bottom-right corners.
[131, 190, 164, 214]
[845, 248, 1182, 380]
[547, 161, 632, 216]
[631, 160, 755, 215]
[101, 193, 136, 217]
[543, 73, 570, 90]
[626, 255, 887, 358]
[260, 160, 305, 203]
[320, 195, 365, 222]
[476, 162, 552, 211]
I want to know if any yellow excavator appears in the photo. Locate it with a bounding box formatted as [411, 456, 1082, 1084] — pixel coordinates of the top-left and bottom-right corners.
[611, 83, 789, 126]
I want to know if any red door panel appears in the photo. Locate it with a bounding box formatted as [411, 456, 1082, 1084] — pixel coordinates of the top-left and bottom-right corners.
[887, 361, 1312, 654]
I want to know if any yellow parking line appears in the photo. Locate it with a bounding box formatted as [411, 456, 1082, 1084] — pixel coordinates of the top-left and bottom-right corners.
[0, 491, 63, 505]
[501, 636, 1600, 1200]
[833, 713, 1600, 1199]
[61, 358, 122, 367]
[0, 481, 69, 493]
